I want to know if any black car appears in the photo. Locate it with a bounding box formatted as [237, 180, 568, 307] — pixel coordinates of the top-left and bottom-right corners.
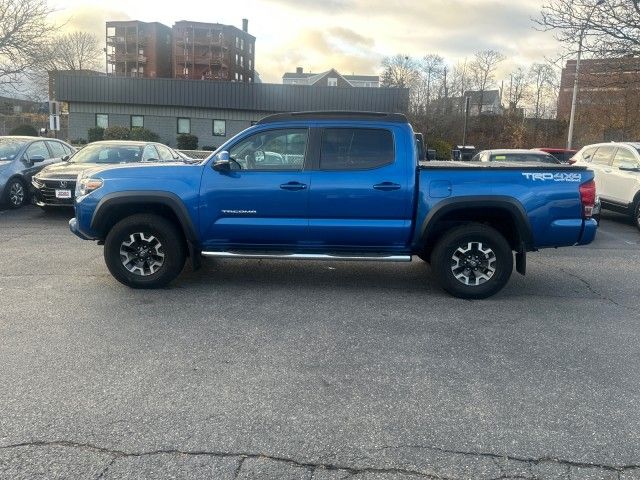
[32, 140, 186, 210]
[0, 136, 75, 209]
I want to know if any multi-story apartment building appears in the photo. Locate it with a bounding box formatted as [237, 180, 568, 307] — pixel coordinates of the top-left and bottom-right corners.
[282, 67, 380, 88]
[106, 21, 172, 78]
[172, 19, 255, 82]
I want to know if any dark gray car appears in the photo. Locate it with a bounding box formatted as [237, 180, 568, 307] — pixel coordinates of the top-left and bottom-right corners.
[0, 136, 76, 209]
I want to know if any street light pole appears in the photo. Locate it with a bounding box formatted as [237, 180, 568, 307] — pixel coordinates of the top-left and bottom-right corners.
[567, 0, 605, 150]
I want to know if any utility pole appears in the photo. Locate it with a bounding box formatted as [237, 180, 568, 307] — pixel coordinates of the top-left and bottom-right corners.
[462, 96, 470, 146]
[567, 0, 605, 150]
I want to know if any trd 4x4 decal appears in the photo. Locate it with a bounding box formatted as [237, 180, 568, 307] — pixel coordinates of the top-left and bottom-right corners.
[522, 172, 582, 182]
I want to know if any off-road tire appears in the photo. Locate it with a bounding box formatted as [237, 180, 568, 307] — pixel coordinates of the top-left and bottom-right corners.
[104, 214, 186, 288]
[431, 223, 513, 299]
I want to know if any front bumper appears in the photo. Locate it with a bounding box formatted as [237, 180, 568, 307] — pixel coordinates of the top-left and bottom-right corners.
[69, 218, 94, 240]
[31, 179, 76, 207]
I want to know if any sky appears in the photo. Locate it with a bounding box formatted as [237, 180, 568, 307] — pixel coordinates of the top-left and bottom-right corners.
[50, 0, 562, 84]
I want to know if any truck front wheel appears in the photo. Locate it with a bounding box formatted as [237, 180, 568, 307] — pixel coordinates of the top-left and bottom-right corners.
[104, 214, 186, 289]
[431, 224, 513, 299]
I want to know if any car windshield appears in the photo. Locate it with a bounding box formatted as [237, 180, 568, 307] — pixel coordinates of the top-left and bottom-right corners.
[490, 153, 559, 164]
[0, 139, 28, 161]
[70, 144, 144, 164]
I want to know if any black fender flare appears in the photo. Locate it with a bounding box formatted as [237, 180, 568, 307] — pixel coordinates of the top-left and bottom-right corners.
[419, 195, 535, 252]
[90, 191, 199, 245]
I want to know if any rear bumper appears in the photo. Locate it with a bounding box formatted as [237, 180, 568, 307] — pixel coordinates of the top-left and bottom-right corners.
[69, 218, 94, 240]
[577, 218, 598, 245]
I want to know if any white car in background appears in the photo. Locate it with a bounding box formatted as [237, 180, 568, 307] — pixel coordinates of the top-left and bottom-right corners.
[572, 142, 640, 230]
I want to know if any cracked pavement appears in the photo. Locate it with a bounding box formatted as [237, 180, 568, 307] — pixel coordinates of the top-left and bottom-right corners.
[1, 206, 640, 479]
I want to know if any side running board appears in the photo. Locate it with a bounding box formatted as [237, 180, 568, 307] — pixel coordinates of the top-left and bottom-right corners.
[201, 251, 412, 262]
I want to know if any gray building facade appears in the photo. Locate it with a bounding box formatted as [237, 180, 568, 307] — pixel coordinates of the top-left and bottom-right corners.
[52, 73, 409, 148]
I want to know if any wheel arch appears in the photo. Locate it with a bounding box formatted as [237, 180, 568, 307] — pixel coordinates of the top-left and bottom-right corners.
[90, 191, 198, 246]
[418, 196, 534, 260]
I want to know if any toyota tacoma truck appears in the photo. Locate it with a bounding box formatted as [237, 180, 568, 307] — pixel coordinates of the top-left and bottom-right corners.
[69, 112, 597, 299]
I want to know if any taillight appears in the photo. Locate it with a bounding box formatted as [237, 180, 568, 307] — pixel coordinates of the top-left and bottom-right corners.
[579, 179, 596, 218]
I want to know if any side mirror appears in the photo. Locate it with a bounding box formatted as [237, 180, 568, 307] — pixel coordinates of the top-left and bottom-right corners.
[61, 155, 70, 162]
[30, 155, 45, 163]
[618, 162, 640, 172]
[212, 151, 231, 172]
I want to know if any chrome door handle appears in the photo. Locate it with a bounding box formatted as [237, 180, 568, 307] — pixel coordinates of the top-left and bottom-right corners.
[373, 182, 401, 191]
[280, 182, 307, 191]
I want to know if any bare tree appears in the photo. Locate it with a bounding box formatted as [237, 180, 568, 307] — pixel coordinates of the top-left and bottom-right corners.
[469, 49, 505, 114]
[45, 32, 103, 71]
[529, 63, 557, 119]
[0, 0, 58, 88]
[420, 54, 444, 110]
[507, 67, 529, 110]
[380, 54, 419, 89]
[450, 60, 470, 114]
[537, 0, 640, 58]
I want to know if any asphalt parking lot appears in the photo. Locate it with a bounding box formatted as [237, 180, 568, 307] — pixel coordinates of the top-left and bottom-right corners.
[1, 205, 639, 480]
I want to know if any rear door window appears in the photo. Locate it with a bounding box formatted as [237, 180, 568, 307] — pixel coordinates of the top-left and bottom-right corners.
[591, 146, 616, 166]
[320, 128, 394, 170]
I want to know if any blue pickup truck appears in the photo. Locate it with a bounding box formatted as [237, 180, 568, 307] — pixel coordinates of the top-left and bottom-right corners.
[69, 112, 597, 299]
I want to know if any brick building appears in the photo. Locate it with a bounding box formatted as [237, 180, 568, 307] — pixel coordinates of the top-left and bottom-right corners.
[558, 57, 640, 142]
[106, 21, 173, 78]
[172, 19, 255, 82]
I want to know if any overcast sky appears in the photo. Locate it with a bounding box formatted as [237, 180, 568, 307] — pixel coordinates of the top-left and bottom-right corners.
[51, 0, 561, 83]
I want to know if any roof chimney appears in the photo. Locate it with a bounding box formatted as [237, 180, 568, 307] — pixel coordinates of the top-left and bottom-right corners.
[296, 67, 303, 74]
[242, 18, 248, 32]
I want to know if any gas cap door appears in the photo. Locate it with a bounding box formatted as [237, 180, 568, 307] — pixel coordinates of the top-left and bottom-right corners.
[429, 180, 452, 198]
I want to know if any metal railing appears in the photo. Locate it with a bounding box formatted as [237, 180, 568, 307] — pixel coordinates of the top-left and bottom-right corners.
[177, 149, 214, 160]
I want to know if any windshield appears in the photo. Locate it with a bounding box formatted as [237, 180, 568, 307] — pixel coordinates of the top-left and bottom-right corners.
[70, 144, 144, 164]
[0, 139, 28, 161]
[490, 153, 559, 164]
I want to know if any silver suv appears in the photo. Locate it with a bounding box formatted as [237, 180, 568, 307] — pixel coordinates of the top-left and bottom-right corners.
[572, 142, 640, 230]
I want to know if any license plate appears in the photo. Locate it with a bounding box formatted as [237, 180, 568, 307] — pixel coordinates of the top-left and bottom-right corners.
[55, 189, 71, 199]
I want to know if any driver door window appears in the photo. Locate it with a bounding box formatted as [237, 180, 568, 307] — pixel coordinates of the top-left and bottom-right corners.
[25, 141, 50, 161]
[229, 129, 308, 170]
[155, 144, 176, 161]
[142, 145, 159, 162]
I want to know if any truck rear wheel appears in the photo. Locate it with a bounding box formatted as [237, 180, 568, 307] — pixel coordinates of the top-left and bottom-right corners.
[104, 214, 186, 289]
[431, 224, 513, 299]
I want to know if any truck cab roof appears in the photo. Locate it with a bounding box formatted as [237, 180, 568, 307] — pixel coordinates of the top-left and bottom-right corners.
[257, 111, 409, 124]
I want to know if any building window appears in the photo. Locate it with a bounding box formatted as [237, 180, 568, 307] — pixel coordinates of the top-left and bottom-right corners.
[235, 53, 239, 65]
[235, 72, 239, 81]
[249, 43, 252, 54]
[177, 117, 191, 134]
[130, 115, 144, 128]
[213, 119, 226, 136]
[249, 59, 252, 70]
[235, 37, 239, 48]
[96, 113, 108, 129]
[328, 77, 338, 87]
[240, 73, 243, 81]
[241, 38, 244, 50]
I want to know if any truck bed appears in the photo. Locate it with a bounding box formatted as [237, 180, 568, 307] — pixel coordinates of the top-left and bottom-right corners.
[420, 161, 587, 170]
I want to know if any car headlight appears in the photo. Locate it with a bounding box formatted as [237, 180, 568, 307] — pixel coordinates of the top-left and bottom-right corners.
[76, 177, 103, 197]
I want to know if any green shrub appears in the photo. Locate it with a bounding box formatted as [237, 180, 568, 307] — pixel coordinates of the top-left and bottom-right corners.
[130, 127, 160, 142]
[88, 127, 104, 142]
[10, 124, 38, 136]
[177, 134, 198, 150]
[427, 138, 453, 160]
[103, 126, 131, 140]
[200, 145, 217, 151]
[71, 138, 87, 145]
